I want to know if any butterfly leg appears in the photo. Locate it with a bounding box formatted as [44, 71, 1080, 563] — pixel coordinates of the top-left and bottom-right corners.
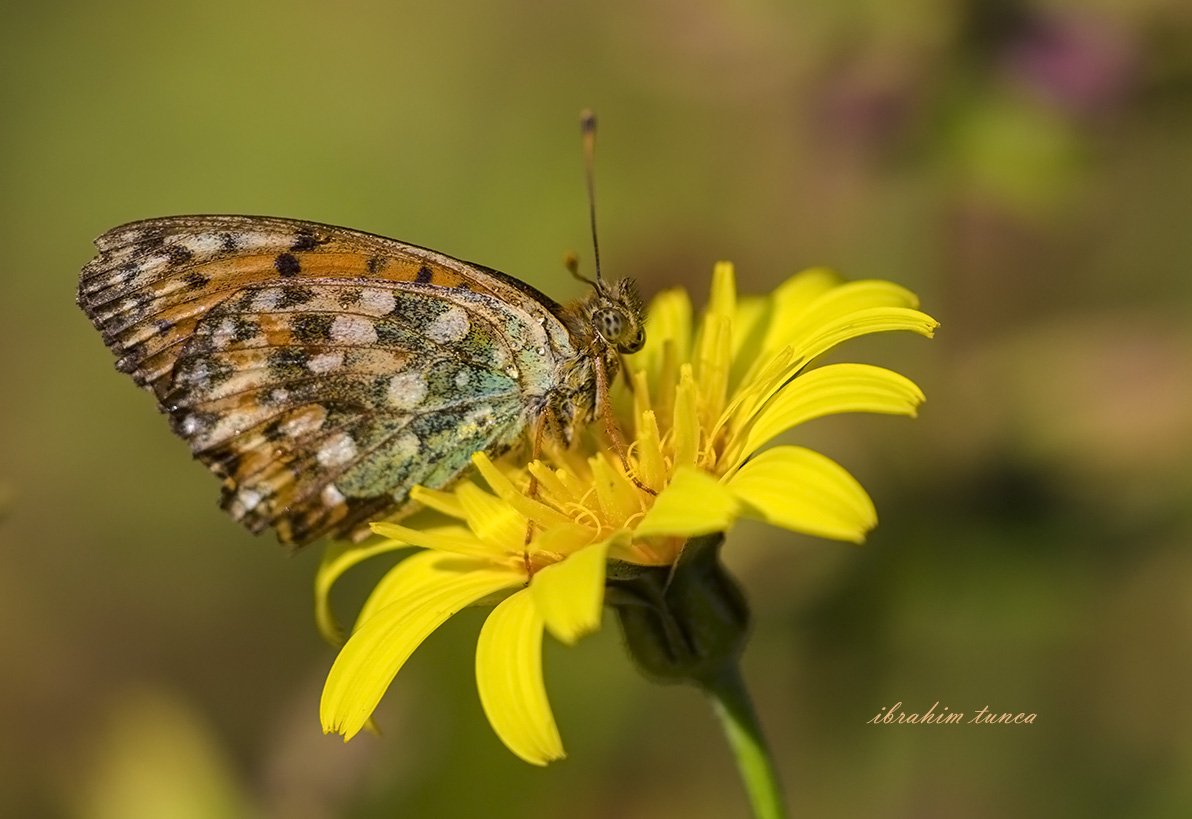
[616, 351, 637, 396]
[522, 408, 552, 566]
[594, 354, 657, 497]
[526, 409, 550, 504]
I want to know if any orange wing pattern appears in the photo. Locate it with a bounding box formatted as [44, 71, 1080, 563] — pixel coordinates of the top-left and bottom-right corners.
[79, 215, 573, 545]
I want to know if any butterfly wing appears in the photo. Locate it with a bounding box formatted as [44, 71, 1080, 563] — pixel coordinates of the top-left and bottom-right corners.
[78, 215, 577, 545]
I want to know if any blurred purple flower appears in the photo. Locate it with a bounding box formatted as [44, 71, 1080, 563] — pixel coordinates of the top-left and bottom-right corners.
[1005, 15, 1135, 116]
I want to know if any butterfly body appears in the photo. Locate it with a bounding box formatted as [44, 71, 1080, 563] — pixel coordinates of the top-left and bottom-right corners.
[78, 215, 643, 545]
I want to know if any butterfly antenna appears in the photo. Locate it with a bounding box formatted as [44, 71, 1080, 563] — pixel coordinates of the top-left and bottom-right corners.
[580, 109, 605, 291]
[564, 250, 596, 287]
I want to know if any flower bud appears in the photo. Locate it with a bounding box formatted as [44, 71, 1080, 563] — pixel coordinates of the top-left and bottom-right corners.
[614, 534, 750, 686]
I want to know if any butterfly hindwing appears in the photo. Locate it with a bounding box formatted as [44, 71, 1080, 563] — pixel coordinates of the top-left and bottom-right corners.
[79, 215, 575, 545]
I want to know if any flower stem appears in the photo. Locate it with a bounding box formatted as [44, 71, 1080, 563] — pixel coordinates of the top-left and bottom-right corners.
[703, 664, 786, 819]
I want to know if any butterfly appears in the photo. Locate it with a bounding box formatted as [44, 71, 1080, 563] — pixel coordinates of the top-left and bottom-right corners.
[77, 210, 645, 546]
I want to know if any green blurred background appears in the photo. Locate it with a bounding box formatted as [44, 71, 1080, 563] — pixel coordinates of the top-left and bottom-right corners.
[2, 1, 1190, 817]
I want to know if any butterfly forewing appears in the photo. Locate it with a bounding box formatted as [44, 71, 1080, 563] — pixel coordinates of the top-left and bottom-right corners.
[78, 215, 577, 545]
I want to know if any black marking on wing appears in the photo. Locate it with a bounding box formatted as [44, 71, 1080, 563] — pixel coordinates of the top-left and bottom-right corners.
[77, 215, 560, 546]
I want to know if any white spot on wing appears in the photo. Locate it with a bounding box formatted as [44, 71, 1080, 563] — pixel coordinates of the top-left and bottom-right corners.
[253, 288, 282, 311]
[212, 317, 238, 347]
[237, 488, 263, 512]
[321, 484, 346, 507]
[317, 432, 358, 468]
[307, 350, 344, 373]
[143, 253, 169, 272]
[281, 405, 327, 438]
[179, 233, 225, 255]
[387, 371, 428, 409]
[426, 306, 470, 343]
[237, 231, 287, 252]
[360, 288, 396, 316]
[186, 361, 210, 383]
[330, 314, 377, 345]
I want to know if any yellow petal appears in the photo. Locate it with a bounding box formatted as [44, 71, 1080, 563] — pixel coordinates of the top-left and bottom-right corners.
[634, 409, 667, 492]
[531, 538, 612, 644]
[590, 453, 642, 525]
[672, 365, 700, 468]
[728, 295, 771, 390]
[532, 522, 598, 560]
[693, 263, 736, 422]
[315, 538, 415, 646]
[636, 466, 740, 537]
[554, 463, 591, 502]
[652, 338, 682, 423]
[732, 295, 768, 359]
[794, 306, 938, 364]
[409, 485, 466, 519]
[472, 452, 574, 529]
[716, 345, 795, 445]
[476, 589, 565, 765]
[634, 287, 693, 380]
[542, 437, 591, 482]
[737, 364, 926, 462]
[526, 461, 572, 506]
[708, 261, 737, 321]
[354, 549, 492, 631]
[631, 368, 653, 432]
[456, 481, 527, 552]
[776, 279, 921, 353]
[727, 447, 877, 543]
[321, 560, 522, 741]
[739, 307, 935, 417]
[368, 521, 493, 557]
[759, 267, 845, 356]
[802, 277, 920, 314]
[696, 315, 732, 429]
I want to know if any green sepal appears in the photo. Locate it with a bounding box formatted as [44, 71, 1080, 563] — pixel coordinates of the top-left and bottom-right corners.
[612, 533, 749, 685]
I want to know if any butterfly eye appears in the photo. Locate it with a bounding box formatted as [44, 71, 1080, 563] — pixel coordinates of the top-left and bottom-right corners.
[594, 307, 645, 354]
[595, 308, 624, 342]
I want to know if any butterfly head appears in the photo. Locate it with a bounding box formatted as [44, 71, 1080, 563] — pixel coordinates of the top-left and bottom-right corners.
[587, 277, 645, 354]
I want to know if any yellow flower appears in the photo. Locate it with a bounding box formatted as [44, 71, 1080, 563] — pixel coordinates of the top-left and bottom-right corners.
[317, 263, 937, 765]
